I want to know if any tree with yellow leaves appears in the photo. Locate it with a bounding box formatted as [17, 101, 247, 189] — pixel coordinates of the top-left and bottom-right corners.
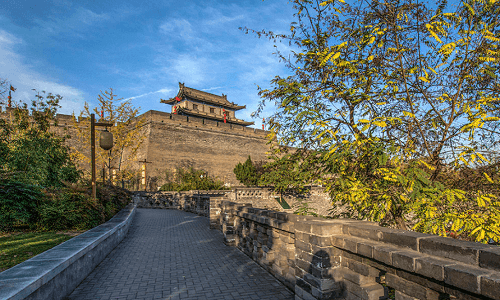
[71, 88, 146, 185]
[249, 0, 500, 242]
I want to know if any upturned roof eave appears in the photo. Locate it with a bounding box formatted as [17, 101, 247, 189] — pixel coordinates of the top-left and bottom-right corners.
[177, 108, 254, 126]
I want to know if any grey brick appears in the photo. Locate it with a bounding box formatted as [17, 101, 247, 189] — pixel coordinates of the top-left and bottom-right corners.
[68, 209, 293, 300]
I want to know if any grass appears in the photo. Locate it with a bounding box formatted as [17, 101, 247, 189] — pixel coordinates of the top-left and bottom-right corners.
[0, 231, 80, 272]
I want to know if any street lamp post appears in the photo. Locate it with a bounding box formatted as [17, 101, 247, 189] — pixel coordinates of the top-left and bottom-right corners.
[91, 113, 114, 199]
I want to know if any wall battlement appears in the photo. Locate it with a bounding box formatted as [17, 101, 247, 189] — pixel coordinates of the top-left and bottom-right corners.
[142, 110, 269, 139]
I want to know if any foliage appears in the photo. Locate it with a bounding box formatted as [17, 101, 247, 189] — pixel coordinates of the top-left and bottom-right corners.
[293, 196, 318, 217]
[258, 145, 321, 196]
[234, 156, 262, 186]
[249, 0, 500, 243]
[38, 184, 130, 231]
[71, 88, 146, 183]
[0, 232, 73, 272]
[159, 167, 228, 191]
[0, 88, 80, 186]
[0, 181, 44, 231]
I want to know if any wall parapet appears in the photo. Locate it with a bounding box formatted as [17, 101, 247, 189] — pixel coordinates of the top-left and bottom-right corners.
[0, 204, 136, 300]
[145, 110, 269, 139]
[217, 200, 500, 300]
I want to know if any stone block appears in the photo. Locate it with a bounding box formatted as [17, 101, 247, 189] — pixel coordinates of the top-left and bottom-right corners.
[309, 234, 332, 247]
[341, 267, 377, 286]
[346, 224, 382, 241]
[418, 236, 486, 265]
[385, 273, 439, 300]
[395, 290, 418, 300]
[414, 256, 455, 281]
[295, 257, 311, 274]
[344, 258, 381, 278]
[296, 239, 312, 253]
[373, 245, 397, 266]
[480, 273, 500, 300]
[356, 239, 383, 259]
[295, 231, 310, 243]
[344, 238, 358, 253]
[392, 251, 426, 272]
[444, 263, 493, 294]
[295, 221, 313, 233]
[479, 246, 500, 272]
[310, 222, 343, 236]
[342, 250, 363, 263]
[378, 227, 430, 251]
[332, 236, 346, 248]
[342, 279, 386, 300]
[311, 284, 344, 300]
[295, 284, 316, 300]
[304, 273, 341, 291]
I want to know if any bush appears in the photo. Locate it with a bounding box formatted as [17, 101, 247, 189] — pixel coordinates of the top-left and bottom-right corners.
[0, 181, 43, 231]
[38, 191, 100, 231]
[38, 184, 131, 231]
[159, 168, 227, 191]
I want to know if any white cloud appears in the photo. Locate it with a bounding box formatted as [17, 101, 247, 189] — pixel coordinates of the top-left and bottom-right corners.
[168, 55, 207, 85]
[34, 7, 109, 38]
[128, 88, 172, 101]
[159, 19, 193, 38]
[0, 29, 85, 115]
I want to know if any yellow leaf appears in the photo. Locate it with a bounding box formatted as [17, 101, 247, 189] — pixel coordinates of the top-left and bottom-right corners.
[373, 121, 387, 127]
[358, 119, 370, 123]
[484, 172, 494, 184]
[419, 77, 430, 83]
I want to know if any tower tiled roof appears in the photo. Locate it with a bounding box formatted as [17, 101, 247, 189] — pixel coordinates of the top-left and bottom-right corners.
[161, 83, 246, 110]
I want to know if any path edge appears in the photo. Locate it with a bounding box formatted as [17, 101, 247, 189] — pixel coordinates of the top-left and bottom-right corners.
[0, 203, 137, 300]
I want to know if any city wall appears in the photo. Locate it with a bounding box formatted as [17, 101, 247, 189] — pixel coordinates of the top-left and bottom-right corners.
[139, 110, 271, 188]
[0, 108, 272, 188]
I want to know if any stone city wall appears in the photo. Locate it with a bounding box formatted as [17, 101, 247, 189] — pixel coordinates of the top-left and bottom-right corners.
[0, 108, 272, 188]
[139, 110, 271, 188]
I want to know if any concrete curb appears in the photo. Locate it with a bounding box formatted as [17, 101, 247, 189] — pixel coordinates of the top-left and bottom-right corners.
[0, 204, 137, 300]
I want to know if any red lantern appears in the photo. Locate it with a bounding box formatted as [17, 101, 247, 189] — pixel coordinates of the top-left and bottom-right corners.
[262, 118, 265, 130]
[173, 106, 177, 114]
[175, 96, 181, 102]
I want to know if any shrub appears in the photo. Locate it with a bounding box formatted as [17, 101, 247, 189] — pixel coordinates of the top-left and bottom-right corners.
[0, 181, 43, 231]
[159, 168, 227, 191]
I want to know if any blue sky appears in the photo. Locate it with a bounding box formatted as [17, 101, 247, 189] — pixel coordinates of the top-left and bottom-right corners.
[0, 0, 296, 128]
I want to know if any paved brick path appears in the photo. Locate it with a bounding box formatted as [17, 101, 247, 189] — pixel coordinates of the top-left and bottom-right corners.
[68, 209, 294, 300]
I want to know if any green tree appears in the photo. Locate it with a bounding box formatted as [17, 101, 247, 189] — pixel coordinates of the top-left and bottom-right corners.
[250, 0, 500, 242]
[0, 87, 80, 186]
[234, 156, 259, 186]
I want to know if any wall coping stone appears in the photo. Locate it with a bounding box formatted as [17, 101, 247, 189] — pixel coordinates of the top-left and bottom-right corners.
[0, 204, 136, 300]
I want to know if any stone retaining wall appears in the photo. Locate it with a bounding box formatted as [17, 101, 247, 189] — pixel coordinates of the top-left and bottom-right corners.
[217, 200, 500, 300]
[0, 204, 136, 300]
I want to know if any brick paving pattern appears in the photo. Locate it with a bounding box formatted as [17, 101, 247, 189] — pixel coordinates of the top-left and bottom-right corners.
[68, 209, 294, 300]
